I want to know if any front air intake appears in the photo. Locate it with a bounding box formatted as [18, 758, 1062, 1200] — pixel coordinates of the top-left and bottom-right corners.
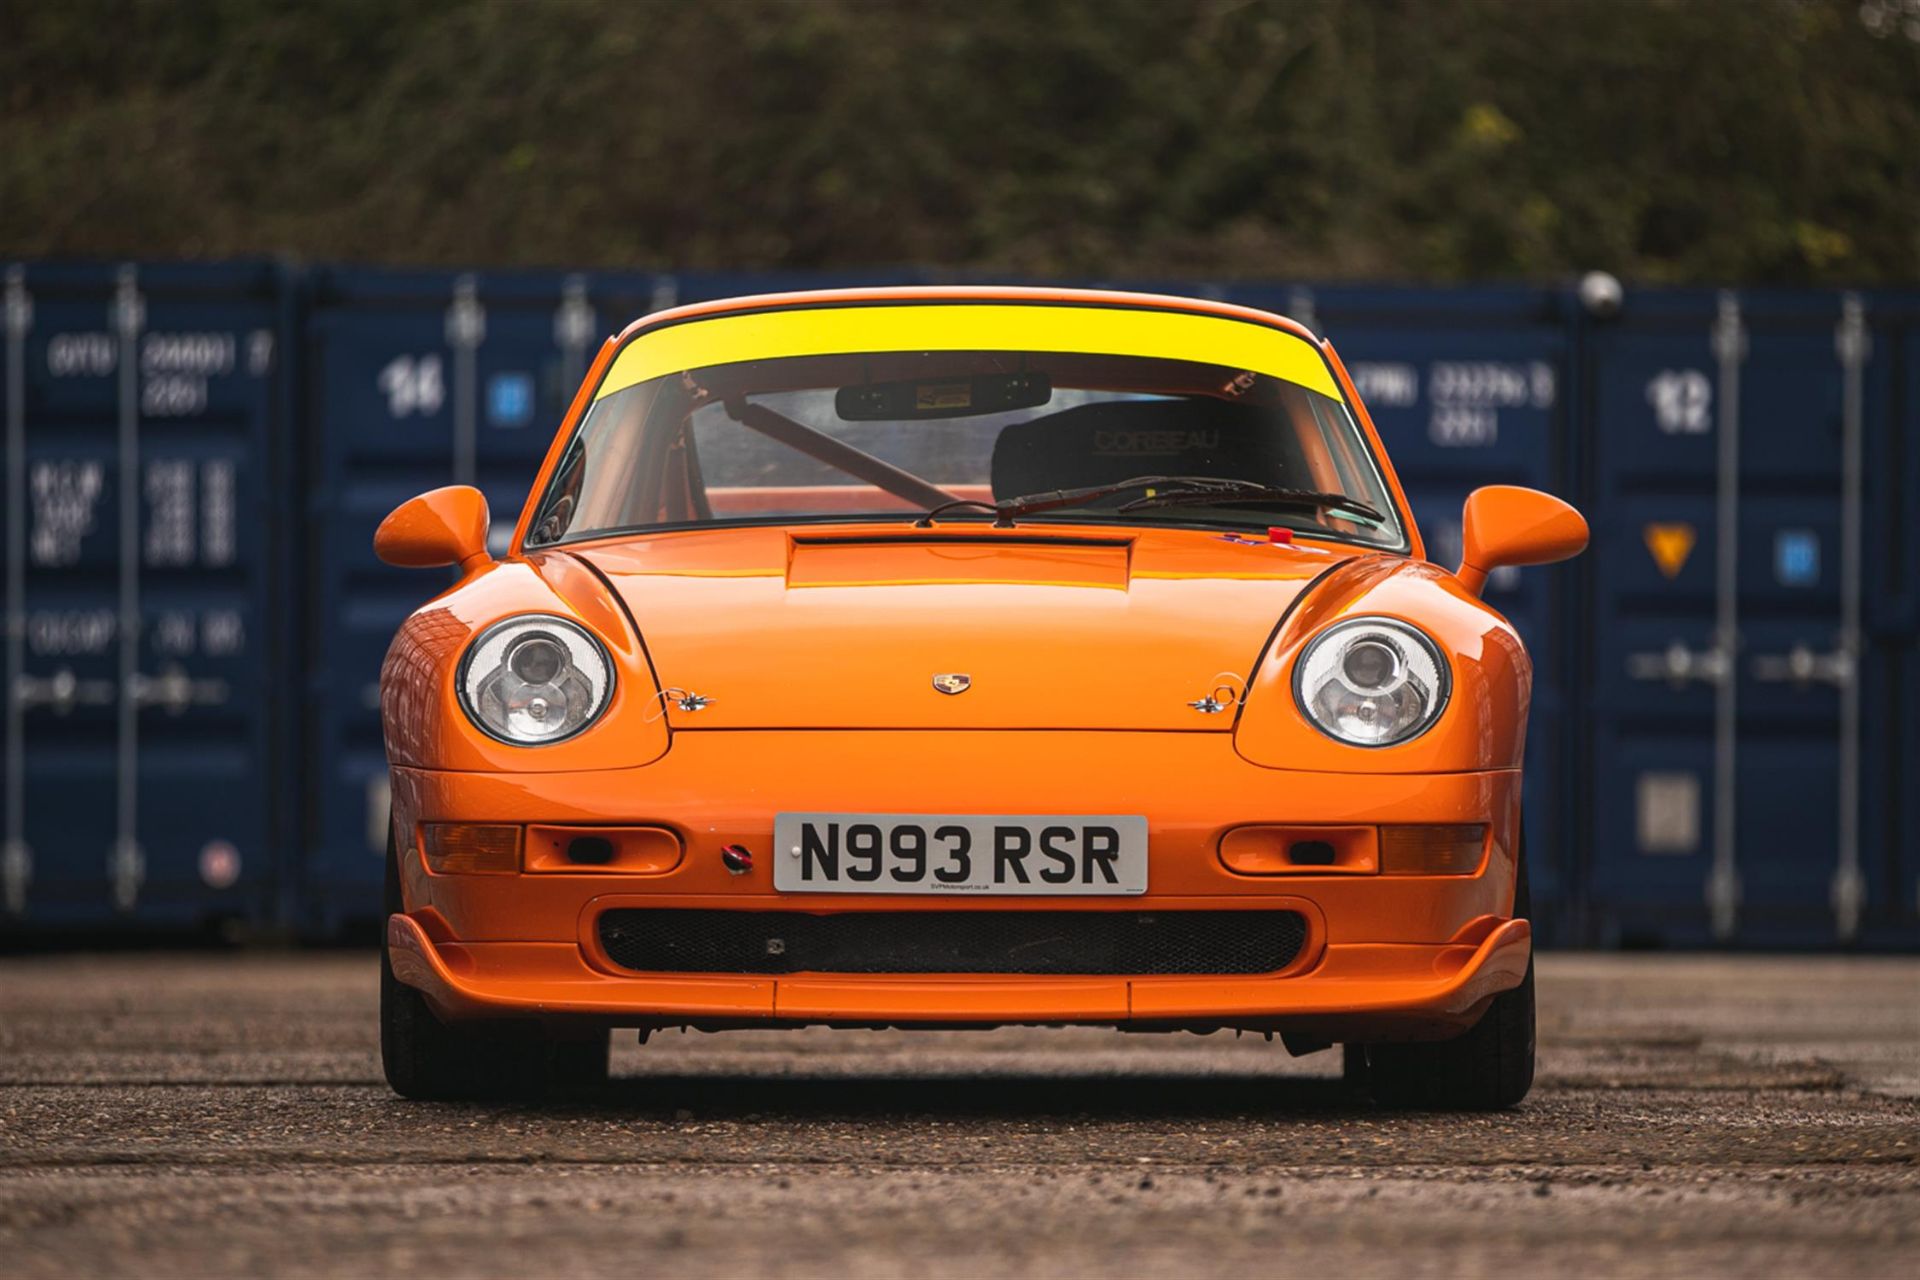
[597, 909, 1307, 977]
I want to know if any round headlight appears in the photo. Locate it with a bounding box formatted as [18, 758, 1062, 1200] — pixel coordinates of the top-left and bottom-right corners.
[458, 615, 613, 745]
[1293, 616, 1449, 747]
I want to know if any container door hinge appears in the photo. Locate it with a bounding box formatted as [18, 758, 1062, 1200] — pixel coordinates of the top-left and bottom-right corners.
[1705, 864, 1741, 941]
[107, 836, 144, 913]
[2, 839, 29, 915]
[554, 275, 596, 349]
[1286, 286, 1319, 338]
[649, 276, 680, 314]
[111, 265, 146, 341]
[1830, 865, 1865, 943]
[1709, 292, 1747, 365]
[1834, 294, 1871, 367]
[553, 275, 597, 391]
[3, 266, 31, 338]
[444, 274, 486, 349]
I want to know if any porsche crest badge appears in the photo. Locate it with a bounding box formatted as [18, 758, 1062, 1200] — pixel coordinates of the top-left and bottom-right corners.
[932, 673, 971, 695]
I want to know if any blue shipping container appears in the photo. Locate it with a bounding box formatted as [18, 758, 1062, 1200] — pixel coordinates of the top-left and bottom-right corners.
[1578, 287, 1915, 947]
[2, 262, 295, 933]
[1880, 298, 1920, 949]
[298, 266, 669, 932]
[9, 258, 1905, 949]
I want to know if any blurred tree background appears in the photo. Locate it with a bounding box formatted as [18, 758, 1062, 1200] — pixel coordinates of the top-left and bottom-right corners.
[3, 0, 1917, 283]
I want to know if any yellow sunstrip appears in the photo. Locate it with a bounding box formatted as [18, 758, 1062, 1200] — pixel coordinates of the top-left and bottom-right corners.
[593, 304, 1340, 403]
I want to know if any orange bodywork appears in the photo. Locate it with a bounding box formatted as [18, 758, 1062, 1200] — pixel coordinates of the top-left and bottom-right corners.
[378, 286, 1579, 1041]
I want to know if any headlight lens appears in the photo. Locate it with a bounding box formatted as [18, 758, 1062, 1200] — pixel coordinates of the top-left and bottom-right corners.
[1293, 616, 1449, 747]
[458, 615, 613, 745]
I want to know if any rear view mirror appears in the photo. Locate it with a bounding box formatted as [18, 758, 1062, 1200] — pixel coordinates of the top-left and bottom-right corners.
[836, 371, 1051, 420]
[374, 485, 493, 571]
[1456, 485, 1587, 595]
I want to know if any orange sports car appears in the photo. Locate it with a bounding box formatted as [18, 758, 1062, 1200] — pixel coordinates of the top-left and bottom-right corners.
[375, 286, 1586, 1107]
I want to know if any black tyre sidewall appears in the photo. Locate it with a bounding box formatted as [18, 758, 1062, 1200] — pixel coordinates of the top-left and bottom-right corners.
[381, 817, 607, 1100]
[1361, 823, 1536, 1110]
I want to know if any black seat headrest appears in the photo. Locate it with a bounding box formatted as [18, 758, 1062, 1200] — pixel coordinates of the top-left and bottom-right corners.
[989, 397, 1310, 500]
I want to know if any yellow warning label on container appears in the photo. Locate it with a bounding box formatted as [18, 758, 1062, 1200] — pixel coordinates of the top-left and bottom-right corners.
[1644, 523, 1697, 579]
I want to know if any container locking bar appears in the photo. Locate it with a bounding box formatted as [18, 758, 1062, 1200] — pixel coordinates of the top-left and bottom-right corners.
[15, 671, 117, 713]
[1704, 290, 1745, 941]
[1626, 642, 1730, 687]
[445, 274, 485, 488]
[553, 274, 596, 392]
[3, 266, 29, 914]
[110, 265, 146, 913]
[1749, 645, 1851, 687]
[128, 668, 232, 714]
[1829, 294, 1868, 939]
[1626, 296, 1744, 694]
[1747, 297, 1869, 937]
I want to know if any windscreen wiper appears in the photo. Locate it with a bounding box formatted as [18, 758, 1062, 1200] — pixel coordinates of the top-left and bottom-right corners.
[916, 475, 1257, 528]
[1118, 483, 1389, 526]
[916, 475, 1385, 529]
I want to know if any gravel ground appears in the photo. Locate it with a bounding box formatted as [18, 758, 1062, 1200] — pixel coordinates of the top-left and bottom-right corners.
[1, 952, 1915, 1278]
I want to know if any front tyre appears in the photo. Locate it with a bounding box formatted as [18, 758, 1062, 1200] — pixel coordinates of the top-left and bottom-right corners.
[1356, 833, 1535, 1111]
[380, 823, 608, 1101]
[1362, 960, 1535, 1111]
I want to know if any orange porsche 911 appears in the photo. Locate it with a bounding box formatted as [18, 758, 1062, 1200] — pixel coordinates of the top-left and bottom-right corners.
[375, 286, 1586, 1108]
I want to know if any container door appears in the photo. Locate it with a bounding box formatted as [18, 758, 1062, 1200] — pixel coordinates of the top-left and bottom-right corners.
[1878, 313, 1920, 947]
[301, 269, 655, 932]
[2, 263, 289, 932]
[1586, 290, 1891, 946]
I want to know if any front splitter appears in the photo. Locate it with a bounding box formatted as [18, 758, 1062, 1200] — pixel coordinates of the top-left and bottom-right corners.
[388, 911, 1530, 1040]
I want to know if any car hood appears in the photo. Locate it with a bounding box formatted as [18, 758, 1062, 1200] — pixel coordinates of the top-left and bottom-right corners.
[563, 525, 1361, 730]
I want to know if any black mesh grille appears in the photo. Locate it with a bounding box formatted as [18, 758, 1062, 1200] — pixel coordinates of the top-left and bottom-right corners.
[597, 909, 1307, 977]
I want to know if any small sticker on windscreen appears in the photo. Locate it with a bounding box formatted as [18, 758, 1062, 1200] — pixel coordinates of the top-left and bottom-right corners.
[915, 382, 972, 410]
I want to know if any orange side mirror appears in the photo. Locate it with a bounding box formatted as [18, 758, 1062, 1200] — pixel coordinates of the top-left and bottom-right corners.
[1456, 485, 1587, 596]
[374, 485, 493, 572]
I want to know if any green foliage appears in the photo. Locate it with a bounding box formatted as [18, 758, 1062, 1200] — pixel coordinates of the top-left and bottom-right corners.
[2, 0, 1916, 282]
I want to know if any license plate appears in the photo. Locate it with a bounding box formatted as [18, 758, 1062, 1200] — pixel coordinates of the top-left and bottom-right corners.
[773, 813, 1148, 895]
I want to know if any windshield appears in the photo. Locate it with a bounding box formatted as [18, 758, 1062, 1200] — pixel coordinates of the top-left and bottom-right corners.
[525, 348, 1406, 549]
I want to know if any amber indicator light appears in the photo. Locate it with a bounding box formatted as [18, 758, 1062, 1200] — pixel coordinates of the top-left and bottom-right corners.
[1379, 824, 1486, 875]
[422, 823, 522, 874]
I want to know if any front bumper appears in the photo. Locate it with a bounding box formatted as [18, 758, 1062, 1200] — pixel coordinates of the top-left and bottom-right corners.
[389, 730, 1526, 1037]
